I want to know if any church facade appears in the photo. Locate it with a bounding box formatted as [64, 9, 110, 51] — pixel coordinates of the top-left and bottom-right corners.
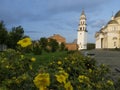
[95, 10, 120, 49]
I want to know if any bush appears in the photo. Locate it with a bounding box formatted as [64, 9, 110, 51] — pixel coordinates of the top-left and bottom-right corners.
[33, 52, 115, 90]
[33, 45, 42, 55]
[0, 49, 36, 90]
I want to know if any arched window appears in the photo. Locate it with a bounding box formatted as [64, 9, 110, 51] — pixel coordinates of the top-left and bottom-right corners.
[80, 27, 82, 30]
[114, 42, 116, 46]
[113, 37, 117, 40]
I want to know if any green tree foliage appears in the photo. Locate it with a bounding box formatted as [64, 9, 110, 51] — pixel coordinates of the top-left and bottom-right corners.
[48, 39, 59, 52]
[32, 42, 42, 55]
[39, 37, 48, 51]
[59, 42, 65, 51]
[7, 26, 24, 49]
[0, 21, 8, 44]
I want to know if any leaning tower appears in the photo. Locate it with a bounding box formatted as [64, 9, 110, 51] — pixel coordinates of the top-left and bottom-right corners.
[77, 10, 88, 50]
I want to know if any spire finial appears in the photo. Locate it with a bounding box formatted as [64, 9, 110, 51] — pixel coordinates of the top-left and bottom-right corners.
[111, 11, 114, 20]
[81, 8, 85, 15]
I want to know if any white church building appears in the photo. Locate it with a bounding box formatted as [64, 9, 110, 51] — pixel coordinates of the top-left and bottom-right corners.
[95, 10, 120, 49]
[77, 10, 88, 50]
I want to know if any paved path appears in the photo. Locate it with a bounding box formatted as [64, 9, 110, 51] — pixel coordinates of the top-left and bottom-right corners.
[82, 50, 120, 80]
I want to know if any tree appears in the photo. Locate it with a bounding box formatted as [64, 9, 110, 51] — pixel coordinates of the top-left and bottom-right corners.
[48, 39, 59, 52]
[0, 21, 8, 44]
[7, 26, 24, 49]
[39, 37, 48, 51]
[59, 42, 65, 51]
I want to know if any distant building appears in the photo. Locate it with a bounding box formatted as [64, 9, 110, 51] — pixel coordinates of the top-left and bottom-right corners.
[95, 10, 120, 49]
[48, 34, 66, 44]
[49, 34, 77, 50]
[65, 43, 78, 51]
[77, 10, 88, 50]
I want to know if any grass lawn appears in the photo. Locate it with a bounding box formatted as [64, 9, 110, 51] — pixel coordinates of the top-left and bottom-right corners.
[25, 51, 68, 71]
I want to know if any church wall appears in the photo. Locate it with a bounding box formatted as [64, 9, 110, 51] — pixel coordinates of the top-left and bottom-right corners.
[95, 35, 102, 49]
[95, 39, 101, 49]
[104, 36, 108, 48]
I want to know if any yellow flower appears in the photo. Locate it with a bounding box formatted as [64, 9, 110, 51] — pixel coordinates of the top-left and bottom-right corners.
[71, 61, 75, 64]
[33, 73, 50, 89]
[88, 69, 92, 73]
[64, 57, 67, 60]
[59, 70, 69, 79]
[78, 75, 90, 83]
[55, 74, 66, 84]
[29, 65, 33, 70]
[67, 67, 71, 71]
[17, 37, 32, 47]
[5, 65, 9, 69]
[107, 80, 114, 86]
[64, 81, 73, 90]
[58, 67, 63, 70]
[15, 79, 20, 84]
[21, 55, 24, 59]
[55, 70, 69, 84]
[31, 57, 36, 62]
[57, 61, 62, 65]
[22, 74, 27, 80]
[95, 82, 102, 89]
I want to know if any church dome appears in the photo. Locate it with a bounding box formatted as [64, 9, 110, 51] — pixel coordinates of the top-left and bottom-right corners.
[107, 20, 118, 24]
[114, 10, 120, 18]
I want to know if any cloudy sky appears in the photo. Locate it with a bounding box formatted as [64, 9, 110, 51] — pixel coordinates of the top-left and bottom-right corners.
[0, 0, 120, 43]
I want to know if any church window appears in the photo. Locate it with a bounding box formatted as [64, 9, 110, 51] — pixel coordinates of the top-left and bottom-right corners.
[112, 27, 116, 31]
[113, 37, 117, 40]
[114, 42, 116, 46]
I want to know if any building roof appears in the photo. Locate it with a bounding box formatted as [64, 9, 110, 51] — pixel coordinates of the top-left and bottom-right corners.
[80, 10, 86, 19]
[107, 20, 118, 24]
[49, 34, 65, 39]
[114, 10, 120, 18]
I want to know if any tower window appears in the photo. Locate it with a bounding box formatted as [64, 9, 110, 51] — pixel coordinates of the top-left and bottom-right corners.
[80, 27, 82, 30]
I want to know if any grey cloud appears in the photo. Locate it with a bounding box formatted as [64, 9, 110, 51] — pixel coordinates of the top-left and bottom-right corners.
[0, 0, 112, 25]
[89, 19, 107, 28]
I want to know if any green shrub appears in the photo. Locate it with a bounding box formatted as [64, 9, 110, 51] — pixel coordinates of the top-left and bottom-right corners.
[33, 52, 115, 90]
[0, 49, 36, 90]
[33, 45, 42, 55]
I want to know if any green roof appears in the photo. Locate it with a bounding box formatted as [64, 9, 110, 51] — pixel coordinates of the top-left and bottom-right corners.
[108, 20, 118, 24]
[114, 10, 120, 18]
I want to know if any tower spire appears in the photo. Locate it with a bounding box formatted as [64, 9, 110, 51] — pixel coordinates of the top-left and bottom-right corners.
[81, 9, 85, 15]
